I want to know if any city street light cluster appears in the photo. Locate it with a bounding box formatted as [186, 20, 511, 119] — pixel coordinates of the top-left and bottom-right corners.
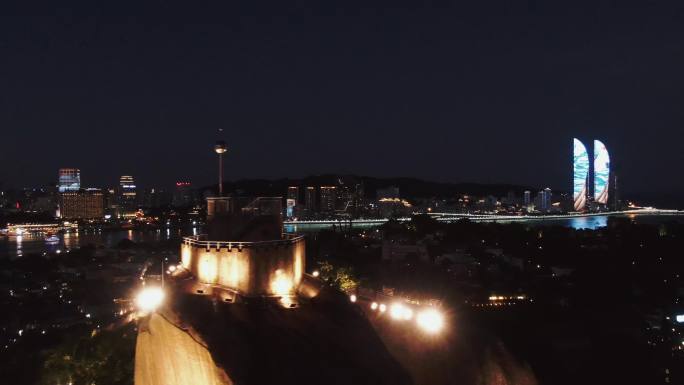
[370, 302, 387, 312]
[166, 263, 184, 275]
[364, 297, 445, 334]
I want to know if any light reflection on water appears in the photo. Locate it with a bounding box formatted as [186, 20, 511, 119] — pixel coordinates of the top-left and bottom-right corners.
[524, 214, 684, 230]
[15, 235, 23, 257]
[0, 227, 198, 259]
[567, 216, 607, 230]
[529, 215, 609, 230]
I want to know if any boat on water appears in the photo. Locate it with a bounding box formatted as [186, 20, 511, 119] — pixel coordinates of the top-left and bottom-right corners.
[45, 234, 60, 243]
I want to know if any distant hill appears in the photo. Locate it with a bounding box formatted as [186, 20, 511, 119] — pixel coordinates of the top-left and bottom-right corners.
[203, 175, 537, 199]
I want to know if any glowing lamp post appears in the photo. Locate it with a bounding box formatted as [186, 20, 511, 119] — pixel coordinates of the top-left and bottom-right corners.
[136, 287, 165, 313]
[390, 303, 413, 321]
[416, 308, 445, 334]
[214, 140, 228, 196]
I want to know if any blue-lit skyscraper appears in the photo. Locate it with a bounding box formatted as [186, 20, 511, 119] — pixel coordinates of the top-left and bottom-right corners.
[58, 168, 81, 192]
[593, 140, 610, 205]
[573, 138, 589, 211]
[540, 188, 552, 211]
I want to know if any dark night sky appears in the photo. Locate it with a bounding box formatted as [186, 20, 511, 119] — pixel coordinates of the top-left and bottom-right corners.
[2, 1, 684, 197]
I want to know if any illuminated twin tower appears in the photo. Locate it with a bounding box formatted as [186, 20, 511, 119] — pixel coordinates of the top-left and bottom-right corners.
[573, 138, 610, 211]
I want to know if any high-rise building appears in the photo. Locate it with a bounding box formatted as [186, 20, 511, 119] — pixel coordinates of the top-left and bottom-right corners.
[305, 187, 316, 212]
[523, 190, 531, 206]
[173, 182, 193, 207]
[58, 168, 80, 192]
[59, 189, 104, 219]
[145, 188, 172, 208]
[504, 190, 518, 206]
[241, 197, 283, 220]
[532, 189, 550, 212]
[538, 188, 552, 211]
[336, 185, 352, 211]
[332, 177, 364, 215]
[287, 186, 299, 204]
[320, 186, 336, 212]
[286, 186, 299, 218]
[118, 175, 137, 216]
[104, 188, 116, 212]
[573, 138, 589, 211]
[31, 194, 57, 214]
[286, 199, 295, 218]
[593, 140, 610, 205]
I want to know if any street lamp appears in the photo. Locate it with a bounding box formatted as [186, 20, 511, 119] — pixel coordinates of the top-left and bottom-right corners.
[416, 308, 445, 334]
[390, 303, 413, 320]
[136, 287, 165, 313]
[214, 140, 228, 196]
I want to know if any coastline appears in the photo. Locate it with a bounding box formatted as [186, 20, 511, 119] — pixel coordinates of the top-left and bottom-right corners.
[283, 208, 684, 226]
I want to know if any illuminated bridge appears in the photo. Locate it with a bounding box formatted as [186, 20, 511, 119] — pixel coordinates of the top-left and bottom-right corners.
[283, 208, 684, 229]
[427, 208, 683, 222]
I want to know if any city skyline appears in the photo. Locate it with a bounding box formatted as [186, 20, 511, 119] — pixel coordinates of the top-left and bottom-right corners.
[2, 3, 684, 384]
[0, 163, 593, 198]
